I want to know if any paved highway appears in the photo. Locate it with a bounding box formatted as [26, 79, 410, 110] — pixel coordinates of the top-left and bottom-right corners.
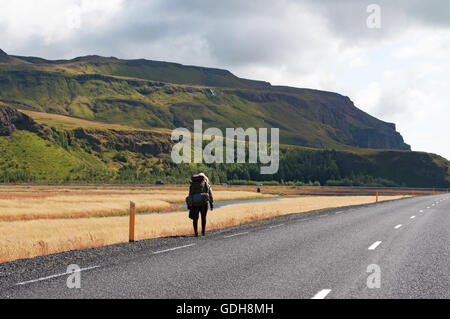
[0, 194, 449, 298]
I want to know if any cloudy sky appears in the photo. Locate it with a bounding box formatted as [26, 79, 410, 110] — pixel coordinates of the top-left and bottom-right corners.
[1, 0, 449, 159]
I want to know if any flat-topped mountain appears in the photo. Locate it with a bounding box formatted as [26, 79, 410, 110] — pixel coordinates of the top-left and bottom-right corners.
[0, 49, 409, 150]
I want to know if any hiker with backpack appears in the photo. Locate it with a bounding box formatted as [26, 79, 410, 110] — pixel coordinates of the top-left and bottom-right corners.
[186, 173, 214, 237]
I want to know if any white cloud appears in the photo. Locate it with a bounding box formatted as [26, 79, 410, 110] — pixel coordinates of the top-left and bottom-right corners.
[0, 0, 123, 49]
[353, 82, 382, 113]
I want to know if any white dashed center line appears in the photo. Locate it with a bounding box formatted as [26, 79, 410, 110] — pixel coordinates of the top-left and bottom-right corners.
[410, 216, 416, 219]
[394, 224, 402, 229]
[368, 241, 382, 250]
[153, 243, 196, 254]
[312, 289, 332, 299]
[224, 232, 249, 238]
[16, 265, 99, 286]
[419, 210, 423, 213]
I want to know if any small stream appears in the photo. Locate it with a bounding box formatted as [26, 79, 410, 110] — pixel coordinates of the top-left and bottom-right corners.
[145, 197, 281, 214]
[211, 197, 280, 208]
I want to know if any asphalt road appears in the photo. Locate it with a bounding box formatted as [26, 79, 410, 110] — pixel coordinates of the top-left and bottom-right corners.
[0, 194, 449, 299]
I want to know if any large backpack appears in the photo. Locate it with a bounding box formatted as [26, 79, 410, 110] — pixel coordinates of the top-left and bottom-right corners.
[186, 175, 210, 207]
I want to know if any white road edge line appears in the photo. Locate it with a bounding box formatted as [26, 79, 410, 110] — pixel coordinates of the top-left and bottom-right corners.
[334, 211, 344, 214]
[394, 224, 402, 229]
[269, 223, 285, 229]
[16, 265, 99, 286]
[312, 289, 332, 299]
[153, 243, 196, 255]
[368, 241, 382, 250]
[224, 232, 249, 238]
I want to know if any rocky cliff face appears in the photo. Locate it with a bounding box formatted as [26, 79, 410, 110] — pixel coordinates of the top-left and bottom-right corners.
[229, 87, 411, 150]
[73, 128, 173, 156]
[310, 93, 411, 150]
[0, 104, 43, 136]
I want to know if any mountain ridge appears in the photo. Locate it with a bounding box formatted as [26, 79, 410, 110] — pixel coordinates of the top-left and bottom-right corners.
[0, 49, 410, 151]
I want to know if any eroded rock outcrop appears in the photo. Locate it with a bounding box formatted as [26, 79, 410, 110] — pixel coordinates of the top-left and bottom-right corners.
[73, 128, 173, 156]
[0, 104, 43, 136]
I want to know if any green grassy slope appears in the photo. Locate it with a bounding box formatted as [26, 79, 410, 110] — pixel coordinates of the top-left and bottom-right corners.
[0, 130, 112, 183]
[0, 69, 409, 150]
[12, 54, 271, 89]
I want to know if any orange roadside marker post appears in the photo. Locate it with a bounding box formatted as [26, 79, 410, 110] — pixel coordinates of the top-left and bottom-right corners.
[129, 201, 136, 242]
[376, 191, 379, 203]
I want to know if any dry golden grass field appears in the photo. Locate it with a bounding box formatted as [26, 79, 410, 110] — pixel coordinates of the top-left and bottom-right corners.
[0, 184, 411, 263]
[0, 186, 271, 221]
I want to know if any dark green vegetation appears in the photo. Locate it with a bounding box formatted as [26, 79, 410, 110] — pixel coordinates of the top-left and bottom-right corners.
[0, 49, 448, 187]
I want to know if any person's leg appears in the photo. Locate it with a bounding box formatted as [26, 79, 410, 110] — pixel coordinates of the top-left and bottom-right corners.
[191, 207, 200, 236]
[201, 205, 208, 236]
[193, 218, 198, 237]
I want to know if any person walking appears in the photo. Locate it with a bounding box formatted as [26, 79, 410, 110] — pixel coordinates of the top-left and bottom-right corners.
[187, 173, 214, 237]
